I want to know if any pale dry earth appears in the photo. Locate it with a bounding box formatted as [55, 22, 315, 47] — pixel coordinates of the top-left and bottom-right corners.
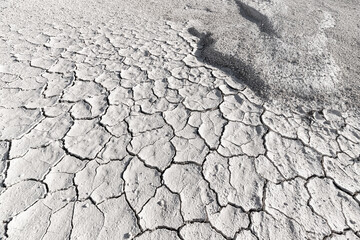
[0, 0, 360, 239]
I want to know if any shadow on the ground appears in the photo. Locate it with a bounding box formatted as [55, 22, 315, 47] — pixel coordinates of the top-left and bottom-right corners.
[187, 27, 270, 99]
[234, 0, 278, 37]
[187, 1, 360, 111]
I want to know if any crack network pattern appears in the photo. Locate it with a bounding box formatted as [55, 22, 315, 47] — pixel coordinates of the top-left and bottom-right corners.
[0, 16, 359, 240]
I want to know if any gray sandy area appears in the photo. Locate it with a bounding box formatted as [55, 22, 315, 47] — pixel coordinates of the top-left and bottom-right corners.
[0, 0, 359, 239]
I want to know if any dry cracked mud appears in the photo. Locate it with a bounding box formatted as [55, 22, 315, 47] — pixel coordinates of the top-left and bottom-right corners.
[0, 0, 360, 239]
